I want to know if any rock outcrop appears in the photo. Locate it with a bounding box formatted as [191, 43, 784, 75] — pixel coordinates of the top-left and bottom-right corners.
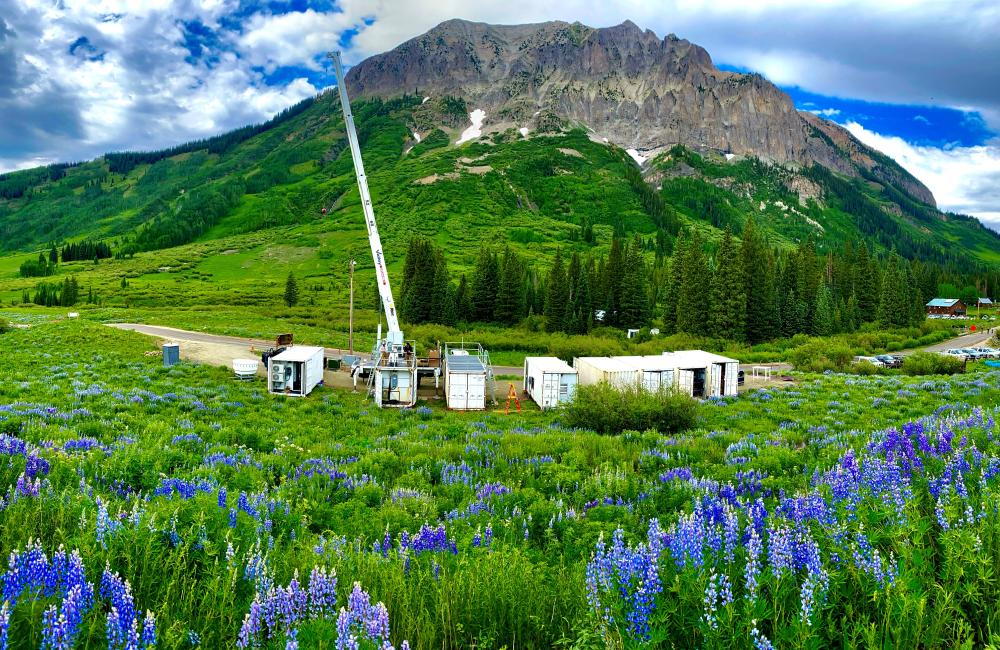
[347, 18, 935, 206]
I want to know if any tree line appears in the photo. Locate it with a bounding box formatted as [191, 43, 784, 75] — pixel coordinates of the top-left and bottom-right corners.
[399, 215, 983, 342]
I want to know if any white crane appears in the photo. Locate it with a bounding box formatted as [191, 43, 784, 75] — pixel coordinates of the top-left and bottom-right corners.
[329, 51, 417, 407]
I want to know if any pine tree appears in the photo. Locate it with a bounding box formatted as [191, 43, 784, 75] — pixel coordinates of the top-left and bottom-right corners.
[495, 248, 526, 325]
[48, 245, 58, 265]
[742, 217, 777, 343]
[619, 236, 650, 328]
[430, 250, 456, 326]
[662, 230, 687, 334]
[284, 272, 299, 307]
[544, 249, 570, 333]
[708, 227, 746, 340]
[676, 231, 709, 335]
[602, 238, 626, 326]
[813, 284, 835, 336]
[470, 246, 500, 322]
[454, 275, 471, 321]
[855, 243, 879, 322]
[568, 253, 593, 333]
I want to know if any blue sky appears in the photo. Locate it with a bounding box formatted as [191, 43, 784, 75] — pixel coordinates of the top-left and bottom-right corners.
[1, 0, 998, 230]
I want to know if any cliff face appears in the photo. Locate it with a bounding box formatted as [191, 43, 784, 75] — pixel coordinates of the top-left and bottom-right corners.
[347, 18, 936, 207]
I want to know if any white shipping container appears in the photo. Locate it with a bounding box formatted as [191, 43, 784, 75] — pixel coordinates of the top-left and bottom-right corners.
[268, 346, 325, 397]
[573, 357, 639, 388]
[445, 354, 487, 410]
[523, 357, 578, 409]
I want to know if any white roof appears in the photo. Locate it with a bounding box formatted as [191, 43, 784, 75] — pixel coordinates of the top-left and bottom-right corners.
[271, 346, 325, 362]
[660, 349, 738, 367]
[574, 357, 638, 373]
[525, 357, 576, 373]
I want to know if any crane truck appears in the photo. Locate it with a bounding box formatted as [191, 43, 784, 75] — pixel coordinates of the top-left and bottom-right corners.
[329, 51, 418, 408]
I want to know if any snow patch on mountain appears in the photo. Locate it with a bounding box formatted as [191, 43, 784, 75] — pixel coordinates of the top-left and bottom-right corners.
[456, 109, 486, 145]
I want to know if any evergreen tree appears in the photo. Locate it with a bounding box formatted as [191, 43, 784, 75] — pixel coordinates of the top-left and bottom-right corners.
[430, 250, 456, 326]
[618, 236, 650, 328]
[495, 248, 526, 325]
[284, 272, 299, 307]
[855, 243, 880, 322]
[813, 284, 835, 336]
[602, 238, 626, 326]
[742, 217, 778, 343]
[567, 253, 593, 333]
[48, 245, 58, 265]
[470, 246, 500, 322]
[845, 292, 861, 332]
[662, 231, 687, 334]
[708, 227, 746, 340]
[399, 237, 438, 324]
[676, 231, 710, 335]
[454, 275, 471, 320]
[544, 249, 570, 333]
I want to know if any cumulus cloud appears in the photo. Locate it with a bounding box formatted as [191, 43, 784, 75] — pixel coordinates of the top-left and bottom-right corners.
[1, 0, 999, 231]
[845, 121, 1000, 232]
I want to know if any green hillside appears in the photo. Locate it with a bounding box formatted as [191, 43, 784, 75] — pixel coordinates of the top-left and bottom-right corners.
[0, 89, 997, 316]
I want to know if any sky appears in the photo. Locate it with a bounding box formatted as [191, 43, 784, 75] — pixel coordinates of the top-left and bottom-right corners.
[1, 0, 998, 231]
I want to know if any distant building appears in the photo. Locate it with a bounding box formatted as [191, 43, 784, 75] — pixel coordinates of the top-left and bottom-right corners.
[979, 297, 994, 308]
[926, 298, 966, 316]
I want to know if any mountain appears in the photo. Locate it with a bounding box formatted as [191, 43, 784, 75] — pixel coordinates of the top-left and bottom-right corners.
[347, 19, 935, 207]
[0, 17, 998, 310]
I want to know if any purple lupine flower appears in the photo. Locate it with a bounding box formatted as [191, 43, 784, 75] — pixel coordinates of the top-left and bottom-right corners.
[218, 487, 228, 509]
[0, 600, 9, 650]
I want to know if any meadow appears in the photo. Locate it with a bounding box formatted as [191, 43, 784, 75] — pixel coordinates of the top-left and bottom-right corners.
[1, 317, 1000, 648]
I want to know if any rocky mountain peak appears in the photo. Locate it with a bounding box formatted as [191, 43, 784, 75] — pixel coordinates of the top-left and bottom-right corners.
[345, 19, 936, 207]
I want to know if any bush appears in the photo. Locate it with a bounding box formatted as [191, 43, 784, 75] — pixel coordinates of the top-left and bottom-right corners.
[788, 340, 855, 372]
[561, 382, 699, 435]
[0, 318, 8, 333]
[901, 352, 965, 376]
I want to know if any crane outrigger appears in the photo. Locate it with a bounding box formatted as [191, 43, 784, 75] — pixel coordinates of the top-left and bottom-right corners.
[329, 51, 417, 408]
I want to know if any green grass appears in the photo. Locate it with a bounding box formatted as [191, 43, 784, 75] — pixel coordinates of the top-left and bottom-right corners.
[2, 318, 1000, 647]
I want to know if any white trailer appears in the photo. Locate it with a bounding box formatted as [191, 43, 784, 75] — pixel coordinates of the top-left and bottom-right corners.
[445, 352, 487, 410]
[268, 346, 325, 397]
[573, 357, 639, 389]
[523, 357, 578, 409]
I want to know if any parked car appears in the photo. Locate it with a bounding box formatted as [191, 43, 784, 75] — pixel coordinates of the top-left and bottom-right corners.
[875, 354, 903, 368]
[853, 356, 885, 367]
[971, 347, 1000, 359]
[942, 348, 971, 360]
[960, 348, 988, 360]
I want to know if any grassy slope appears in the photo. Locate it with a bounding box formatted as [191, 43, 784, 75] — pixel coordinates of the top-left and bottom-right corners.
[1, 91, 998, 326]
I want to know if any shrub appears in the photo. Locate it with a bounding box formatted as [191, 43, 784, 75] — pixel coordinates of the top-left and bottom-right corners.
[853, 360, 883, 376]
[901, 352, 965, 376]
[0, 317, 8, 333]
[789, 341, 855, 372]
[562, 382, 699, 435]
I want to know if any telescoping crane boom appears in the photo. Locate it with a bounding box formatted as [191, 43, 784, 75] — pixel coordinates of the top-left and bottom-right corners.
[329, 51, 400, 335]
[328, 51, 417, 408]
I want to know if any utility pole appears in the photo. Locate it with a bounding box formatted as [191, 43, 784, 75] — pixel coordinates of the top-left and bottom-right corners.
[349, 259, 356, 355]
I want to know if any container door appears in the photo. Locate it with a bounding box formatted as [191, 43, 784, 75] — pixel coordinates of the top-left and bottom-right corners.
[662, 370, 674, 390]
[396, 370, 412, 404]
[643, 371, 660, 392]
[678, 370, 694, 396]
[562, 374, 577, 403]
[725, 363, 738, 396]
[710, 364, 723, 397]
[468, 373, 486, 410]
[448, 373, 467, 409]
[543, 373, 560, 408]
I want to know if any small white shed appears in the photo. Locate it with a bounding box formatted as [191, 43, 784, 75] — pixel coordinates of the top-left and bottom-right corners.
[268, 346, 325, 397]
[661, 350, 739, 397]
[523, 357, 578, 409]
[574, 357, 639, 389]
[445, 352, 487, 410]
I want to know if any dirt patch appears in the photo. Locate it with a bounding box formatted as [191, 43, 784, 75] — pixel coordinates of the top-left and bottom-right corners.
[462, 165, 493, 175]
[220, 249, 240, 255]
[558, 148, 584, 158]
[413, 172, 459, 185]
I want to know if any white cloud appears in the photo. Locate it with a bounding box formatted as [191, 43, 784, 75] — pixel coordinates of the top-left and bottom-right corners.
[845, 121, 1000, 232]
[808, 108, 841, 117]
[238, 10, 358, 71]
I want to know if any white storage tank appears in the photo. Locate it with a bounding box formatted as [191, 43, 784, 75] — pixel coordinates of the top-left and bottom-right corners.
[445, 352, 487, 410]
[523, 357, 578, 409]
[268, 346, 325, 397]
[573, 357, 639, 389]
